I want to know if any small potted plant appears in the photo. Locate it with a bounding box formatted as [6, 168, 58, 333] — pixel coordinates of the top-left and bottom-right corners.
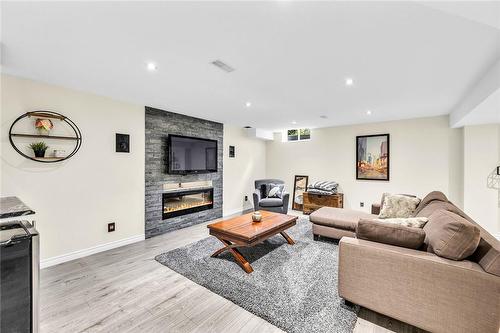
[29, 142, 49, 158]
[35, 118, 53, 136]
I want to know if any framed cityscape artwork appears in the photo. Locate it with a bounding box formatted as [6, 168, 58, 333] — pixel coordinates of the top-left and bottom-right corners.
[356, 134, 390, 181]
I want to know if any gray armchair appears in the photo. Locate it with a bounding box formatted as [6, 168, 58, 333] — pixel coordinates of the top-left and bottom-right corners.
[253, 179, 290, 214]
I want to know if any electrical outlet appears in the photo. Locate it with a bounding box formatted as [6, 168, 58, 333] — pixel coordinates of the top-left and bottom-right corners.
[244, 195, 248, 201]
[360, 202, 364, 208]
[108, 222, 116, 232]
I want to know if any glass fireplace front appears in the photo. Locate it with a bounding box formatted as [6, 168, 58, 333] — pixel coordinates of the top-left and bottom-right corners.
[162, 188, 214, 219]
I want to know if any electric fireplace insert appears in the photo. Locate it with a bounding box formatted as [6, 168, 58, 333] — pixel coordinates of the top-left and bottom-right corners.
[162, 188, 214, 219]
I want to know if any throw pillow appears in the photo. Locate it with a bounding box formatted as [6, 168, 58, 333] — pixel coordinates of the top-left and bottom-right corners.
[268, 184, 284, 198]
[380, 193, 416, 211]
[373, 217, 428, 228]
[379, 194, 421, 219]
[424, 209, 481, 261]
[259, 184, 267, 198]
[356, 219, 426, 249]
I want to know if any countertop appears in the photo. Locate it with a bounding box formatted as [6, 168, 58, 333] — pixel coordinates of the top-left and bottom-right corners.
[0, 196, 35, 219]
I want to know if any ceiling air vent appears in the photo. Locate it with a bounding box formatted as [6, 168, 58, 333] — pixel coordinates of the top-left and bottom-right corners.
[211, 60, 235, 73]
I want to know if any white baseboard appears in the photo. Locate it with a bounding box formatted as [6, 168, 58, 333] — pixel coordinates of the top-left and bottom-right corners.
[40, 234, 145, 269]
[494, 233, 500, 240]
[223, 207, 252, 217]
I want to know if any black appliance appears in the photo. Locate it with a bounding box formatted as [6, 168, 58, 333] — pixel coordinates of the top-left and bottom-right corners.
[167, 135, 218, 174]
[0, 220, 39, 333]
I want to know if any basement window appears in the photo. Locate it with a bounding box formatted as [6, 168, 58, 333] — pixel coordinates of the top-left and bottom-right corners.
[286, 128, 311, 142]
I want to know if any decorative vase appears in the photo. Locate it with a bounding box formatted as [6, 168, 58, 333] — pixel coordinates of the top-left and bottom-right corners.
[252, 211, 262, 222]
[34, 150, 46, 158]
[37, 127, 50, 136]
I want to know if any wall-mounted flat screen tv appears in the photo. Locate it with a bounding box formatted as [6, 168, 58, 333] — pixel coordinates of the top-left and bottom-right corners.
[167, 135, 218, 174]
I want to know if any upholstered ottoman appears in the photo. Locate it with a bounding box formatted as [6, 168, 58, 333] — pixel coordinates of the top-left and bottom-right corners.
[310, 207, 377, 240]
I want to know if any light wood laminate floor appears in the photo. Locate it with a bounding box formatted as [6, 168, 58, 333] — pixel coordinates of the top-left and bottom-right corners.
[40, 213, 425, 333]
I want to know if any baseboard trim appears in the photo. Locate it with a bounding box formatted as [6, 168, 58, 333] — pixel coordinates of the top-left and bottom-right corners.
[40, 234, 145, 269]
[494, 233, 500, 240]
[223, 207, 252, 217]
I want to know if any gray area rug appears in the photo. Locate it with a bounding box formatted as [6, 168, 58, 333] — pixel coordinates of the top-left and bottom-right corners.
[155, 216, 358, 333]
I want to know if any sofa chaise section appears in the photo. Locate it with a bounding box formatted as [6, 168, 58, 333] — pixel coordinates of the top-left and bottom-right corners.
[310, 207, 376, 240]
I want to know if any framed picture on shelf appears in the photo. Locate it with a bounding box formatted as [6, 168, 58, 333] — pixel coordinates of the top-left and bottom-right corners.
[356, 134, 390, 181]
[292, 175, 309, 211]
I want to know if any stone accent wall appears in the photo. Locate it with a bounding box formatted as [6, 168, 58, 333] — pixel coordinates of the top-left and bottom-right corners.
[145, 106, 223, 238]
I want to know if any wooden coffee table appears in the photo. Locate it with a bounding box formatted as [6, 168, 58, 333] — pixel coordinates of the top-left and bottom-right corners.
[207, 211, 298, 273]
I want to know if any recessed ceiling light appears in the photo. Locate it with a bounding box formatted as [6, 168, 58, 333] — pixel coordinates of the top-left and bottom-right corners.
[320, 115, 328, 119]
[147, 62, 157, 71]
[291, 121, 297, 125]
[245, 102, 252, 108]
[345, 77, 354, 86]
[366, 110, 372, 115]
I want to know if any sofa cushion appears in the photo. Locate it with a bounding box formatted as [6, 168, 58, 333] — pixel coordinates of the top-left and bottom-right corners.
[379, 194, 421, 218]
[415, 200, 462, 219]
[471, 237, 500, 277]
[357, 219, 426, 249]
[424, 209, 481, 261]
[414, 191, 500, 276]
[259, 197, 283, 207]
[447, 209, 500, 276]
[310, 207, 377, 231]
[412, 191, 449, 216]
[440, 205, 500, 276]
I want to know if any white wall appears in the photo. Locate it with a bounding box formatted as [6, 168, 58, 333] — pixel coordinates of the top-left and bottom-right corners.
[2, 74, 495, 265]
[223, 126, 266, 216]
[463, 124, 500, 237]
[1, 75, 145, 265]
[266, 116, 463, 213]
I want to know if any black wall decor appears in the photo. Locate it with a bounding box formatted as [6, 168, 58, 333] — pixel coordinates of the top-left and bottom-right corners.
[229, 145, 235, 158]
[116, 133, 130, 153]
[9, 111, 82, 163]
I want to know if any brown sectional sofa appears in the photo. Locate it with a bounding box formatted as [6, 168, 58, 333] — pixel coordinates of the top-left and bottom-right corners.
[311, 191, 500, 333]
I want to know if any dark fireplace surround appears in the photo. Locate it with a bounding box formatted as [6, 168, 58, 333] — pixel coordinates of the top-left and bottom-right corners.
[145, 107, 223, 238]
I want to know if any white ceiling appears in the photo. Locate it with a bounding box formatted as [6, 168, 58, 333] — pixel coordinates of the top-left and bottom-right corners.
[420, 1, 500, 30]
[2, 1, 499, 131]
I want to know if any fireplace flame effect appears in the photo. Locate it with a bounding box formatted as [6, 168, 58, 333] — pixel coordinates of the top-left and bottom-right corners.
[164, 200, 213, 213]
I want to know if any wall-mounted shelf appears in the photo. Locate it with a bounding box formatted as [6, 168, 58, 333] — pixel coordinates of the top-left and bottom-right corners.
[10, 133, 80, 141]
[9, 111, 82, 163]
[26, 111, 66, 120]
[32, 157, 65, 161]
